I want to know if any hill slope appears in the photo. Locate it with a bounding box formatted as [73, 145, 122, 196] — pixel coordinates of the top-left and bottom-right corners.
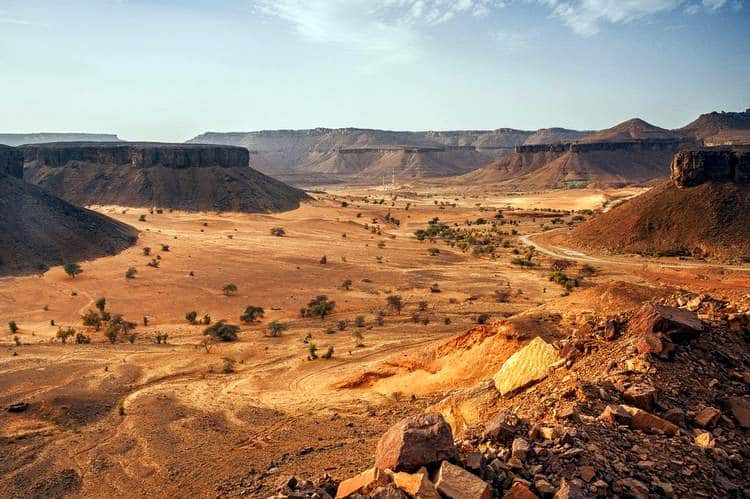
[0, 145, 137, 276]
[576, 118, 681, 143]
[553, 147, 750, 259]
[23, 142, 309, 213]
[680, 109, 750, 145]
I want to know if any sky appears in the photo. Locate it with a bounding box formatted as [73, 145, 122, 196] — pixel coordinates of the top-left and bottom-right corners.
[0, 0, 748, 142]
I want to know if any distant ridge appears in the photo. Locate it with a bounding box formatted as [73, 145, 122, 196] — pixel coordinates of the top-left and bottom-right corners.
[575, 118, 680, 143]
[0, 133, 121, 147]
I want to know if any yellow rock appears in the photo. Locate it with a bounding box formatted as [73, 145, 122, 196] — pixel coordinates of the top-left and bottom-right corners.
[493, 337, 560, 396]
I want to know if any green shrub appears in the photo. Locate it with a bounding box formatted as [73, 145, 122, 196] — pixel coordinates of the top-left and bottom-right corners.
[204, 321, 240, 342]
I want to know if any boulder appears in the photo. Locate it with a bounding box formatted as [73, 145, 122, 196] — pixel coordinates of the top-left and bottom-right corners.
[435, 461, 492, 499]
[694, 431, 715, 449]
[431, 380, 501, 436]
[336, 468, 389, 498]
[482, 412, 518, 444]
[630, 304, 702, 358]
[723, 396, 750, 428]
[375, 413, 457, 472]
[693, 406, 721, 428]
[600, 404, 679, 436]
[502, 481, 539, 498]
[622, 384, 657, 410]
[389, 469, 440, 499]
[493, 337, 561, 396]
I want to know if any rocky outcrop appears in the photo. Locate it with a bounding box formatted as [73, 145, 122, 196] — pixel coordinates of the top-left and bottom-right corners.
[0, 145, 23, 178]
[23, 142, 308, 213]
[670, 147, 750, 187]
[515, 139, 693, 154]
[21, 142, 249, 169]
[374, 413, 457, 472]
[0, 133, 120, 147]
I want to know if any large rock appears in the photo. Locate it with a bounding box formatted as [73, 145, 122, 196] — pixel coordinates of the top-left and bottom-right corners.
[630, 304, 702, 358]
[670, 148, 750, 187]
[723, 396, 750, 428]
[375, 413, 457, 472]
[336, 468, 389, 498]
[435, 461, 492, 499]
[599, 404, 679, 436]
[430, 380, 500, 436]
[493, 337, 561, 396]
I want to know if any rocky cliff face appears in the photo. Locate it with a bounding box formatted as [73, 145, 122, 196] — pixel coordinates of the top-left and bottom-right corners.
[671, 147, 750, 187]
[0, 145, 23, 178]
[515, 139, 694, 154]
[22, 142, 249, 169]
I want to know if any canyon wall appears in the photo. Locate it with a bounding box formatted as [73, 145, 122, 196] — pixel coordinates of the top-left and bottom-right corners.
[0, 145, 23, 178]
[670, 147, 750, 187]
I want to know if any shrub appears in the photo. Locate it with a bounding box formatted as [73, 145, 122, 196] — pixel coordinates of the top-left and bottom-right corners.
[511, 258, 535, 267]
[8, 321, 18, 333]
[204, 321, 240, 342]
[125, 267, 137, 279]
[95, 297, 106, 312]
[240, 306, 265, 323]
[161, 244, 170, 252]
[430, 283, 441, 293]
[352, 331, 365, 348]
[386, 295, 403, 314]
[476, 313, 490, 325]
[494, 290, 511, 303]
[551, 259, 572, 272]
[143, 247, 151, 256]
[550, 271, 579, 290]
[270, 227, 286, 237]
[267, 321, 289, 337]
[322, 345, 334, 359]
[138, 214, 146, 222]
[337, 319, 348, 331]
[64, 263, 83, 279]
[319, 255, 327, 265]
[147, 258, 160, 268]
[75, 332, 91, 344]
[579, 264, 597, 276]
[186, 311, 198, 324]
[202, 314, 211, 325]
[355, 315, 366, 327]
[81, 309, 102, 330]
[418, 301, 428, 312]
[126, 333, 137, 344]
[301, 295, 336, 320]
[56, 326, 75, 344]
[222, 357, 236, 373]
[341, 279, 353, 290]
[428, 247, 440, 256]
[308, 342, 318, 360]
[222, 283, 238, 296]
[154, 332, 169, 344]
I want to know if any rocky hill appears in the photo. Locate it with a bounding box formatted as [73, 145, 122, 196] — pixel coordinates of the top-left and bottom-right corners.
[553, 147, 750, 259]
[187, 128, 585, 186]
[576, 118, 681, 143]
[680, 109, 750, 145]
[0, 133, 120, 147]
[0, 145, 137, 276]
[23, 142, 309, 213]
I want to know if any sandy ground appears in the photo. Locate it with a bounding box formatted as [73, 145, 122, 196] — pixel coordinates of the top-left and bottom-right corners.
[1, 187, 748, 497]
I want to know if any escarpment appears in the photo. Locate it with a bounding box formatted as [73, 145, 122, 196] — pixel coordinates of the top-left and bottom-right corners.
[670, 147, 750, 187]
[23, 142, 309, 213]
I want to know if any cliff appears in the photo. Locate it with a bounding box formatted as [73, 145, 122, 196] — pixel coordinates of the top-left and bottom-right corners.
[21, 142, 249, 169]
[554, 147, 750, 259]
[23, 142, 309, 213]
[670, 147, 750, 187]
[0, 145, 23, 178]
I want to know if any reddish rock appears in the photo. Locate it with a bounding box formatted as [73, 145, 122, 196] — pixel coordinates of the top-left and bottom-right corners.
[390, 470, 440, 499]
[600, 404, 679, 436]
[371, 484, 409, 499]
[375, 413, 457, 472]
[502, 481, 539, 499]
[622, 384, 657, 410]
[723, 396, 750, 428]
[482, 412, 517, 444]
[693, 406, 721, 428]
[553, 478, 592, 499]
[435, 461, 492, 499]
[336, 468, 389, 498]
[630, 304, 703, 358]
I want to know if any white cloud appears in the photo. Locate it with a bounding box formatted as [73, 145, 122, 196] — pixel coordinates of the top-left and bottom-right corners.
[253, 0, 742, 61]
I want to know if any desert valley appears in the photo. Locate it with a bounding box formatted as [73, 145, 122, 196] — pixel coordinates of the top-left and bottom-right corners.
[0, 105, 749, 499]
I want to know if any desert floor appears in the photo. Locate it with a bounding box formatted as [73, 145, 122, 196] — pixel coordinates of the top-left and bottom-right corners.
[1, 186, 749, 497]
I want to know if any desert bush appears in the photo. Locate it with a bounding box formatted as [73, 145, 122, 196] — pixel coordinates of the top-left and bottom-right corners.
[154, 332, 169, 344]
[444, 317, 451, 325]
[270, 227, 285, 237]
[428, 247, 440, 256]
[240, 306, 265, 323]
[56, 326, 75, 344]
[476, 313, 490, 325]
[341, 279, 353, 290]
[418, 301, 428, 312]
[95, 297, 106, 312]
[550, 271, 579, 290]
[125, 267, 137, 279]
[161, 244, 170, 252]
[81, 309, 102, 330]
[301, 295, 336, 320]
[202, 314, 211, 325]
[64, 263, 82, 279]
[267, 321, 289, 337]
[138, 214, 146, 222]
[147, 258, 160, 268]
[355, 315, 366, 327]
[319, 255, 327, 265]
[308, 342, 318, 360]
[430, 283, 441, 293]
[143, 247, 151, 256]
[222, 357, 236, 373]
[8, 320, 18, 333]
[186, 311, 198, 324]
[494, 289, 511, 303]
[75, 332, 91, 344]
[222, 283, 238, 296]
[126, 333, 137, 344]
[386, 295, 403, 314]
[511, 257, 535, 267]
[337, 319, 348, 331]
[551, 259, 572, 272]
[322, 345, 334, 359]
[204, 321, 240, 342]
[376, 310, 385, 326]
[579, 264, 597, 276]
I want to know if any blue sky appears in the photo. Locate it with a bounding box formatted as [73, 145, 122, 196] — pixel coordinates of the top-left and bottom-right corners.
[0, 0, 748, 141]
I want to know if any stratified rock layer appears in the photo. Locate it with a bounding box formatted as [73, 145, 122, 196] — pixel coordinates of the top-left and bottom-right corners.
[23, 142, 309, 213]
[670, 147, 750, 187]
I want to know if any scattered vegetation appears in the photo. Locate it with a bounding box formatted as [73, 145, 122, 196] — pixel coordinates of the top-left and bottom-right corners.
[270, 227, 285, 237]
[204, 321, 240, 342]
[240, 306, 265, 323]
[222, 283, 238, 296]
[386, 295, 403, 314]
[301, 295, 336, 320]
[267, 321, 289, 337]
[8, 320, 18, 333]
[64, 263, 83, 279]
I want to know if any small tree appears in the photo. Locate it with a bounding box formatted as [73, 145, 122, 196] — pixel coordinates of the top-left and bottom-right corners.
[302, 295, 336, 320]
[81, 309, 102, 330]
[341, 279, 353, 291]
[352, 330, 365, 348]
[267, 321, 289, 337]
[307, 342, 318, 360]
[270, 227, 285, 237]
[95, 297, 106, 312]
[322, 345, 334, 359]
[204, 321, 240, 342]
[240, 306, 265, 324]
[355, 315, 366, 327]
[223, 283, 238, 296]
[75, 332, 91, 344]
[56, 326, 75, 344]
[125, 267, 137, 279]
[8, 321, 18, 333]
[386, 295, 403, 314]
[64, 263, 82, 279]
[185, 311, 198, 324]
